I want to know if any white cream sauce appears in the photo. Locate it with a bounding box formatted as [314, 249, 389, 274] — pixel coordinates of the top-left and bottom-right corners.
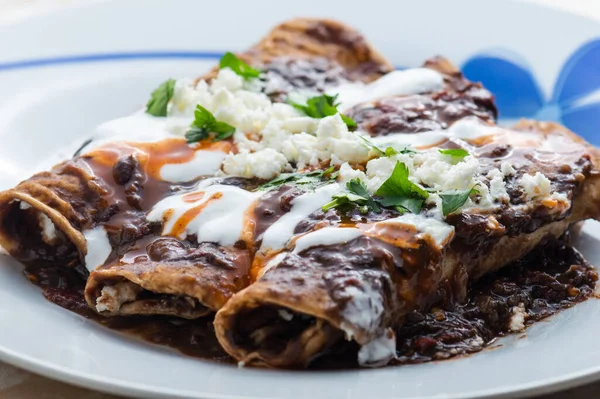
[378, 213, 455, 248]
[260, 183, 342, 252]
[292, 227, 362, 254]
[83, 226, 112, 272]
[159, 150, 227, 183]
[370, 117, 497, 150]
[357, 329, 398, 367]
[331, 68, 445, 111]
[146, 184, 261, 246]
[339, 283, 385, 341]
[87, 110, 189, 151]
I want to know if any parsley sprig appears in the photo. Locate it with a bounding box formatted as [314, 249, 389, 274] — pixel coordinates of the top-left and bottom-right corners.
[185, 105, 236, 144]
[359, 136, 415, 157]
[322, 161, 477, 216]
[439, 148, 469, 164]
[290, 94, 357, 130]
[322, 179, 381, 215]
[374, 162, 429, 214]
[258, 167, 338, 191]
[439, 186, 477, 216]
[146, 79, 176, 117]
[219, 52, 261, 79]
[323, 162, 429, 215]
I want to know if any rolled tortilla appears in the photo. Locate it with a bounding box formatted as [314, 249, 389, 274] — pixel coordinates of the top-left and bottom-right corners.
[214, 121, 600, 368]
[0, 159, 108, 268]
[85, 239, 251, 319]
[215, 235, 402, 368]
[200, 18, 394, 96]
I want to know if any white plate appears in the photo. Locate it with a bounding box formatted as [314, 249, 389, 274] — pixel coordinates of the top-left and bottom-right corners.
[2, 1, 600, 398]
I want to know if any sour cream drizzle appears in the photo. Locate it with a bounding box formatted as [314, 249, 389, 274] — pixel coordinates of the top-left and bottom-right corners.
[260, 183, 342, 251]
[331, 68, 445, 111]
[293, 227, 362, 254]
[83, 227, 112, 272]
[147, 184, 261, 246]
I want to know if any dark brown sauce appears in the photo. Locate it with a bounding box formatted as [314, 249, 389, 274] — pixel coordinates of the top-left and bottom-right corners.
[347, 91, 497, 136]
[25, 263, 231, 362]
[20, 234, 597, 369]
[393, 237, 598, 365]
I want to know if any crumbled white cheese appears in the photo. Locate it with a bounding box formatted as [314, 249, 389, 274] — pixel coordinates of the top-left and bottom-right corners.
[314, 114, 370, 166]
[280, 133, 321, 168]
[162, 67, 451, 179]
[487, 168, 509, 201]
[278, 309, 294, 321]
[38, 213, 58, 244]
[501, 162, 517, 177]
[550, 191, 569, 202]
[222, 148, 289, 179]
[519, 172, 552, 200]
[95, 282, 139, 313]
[341, 148, 493, 215]
[412, 152, 481, 192]
[19, 201, 31, 210]
[338, 162, 368, 185]
[508, 303, 527, 332]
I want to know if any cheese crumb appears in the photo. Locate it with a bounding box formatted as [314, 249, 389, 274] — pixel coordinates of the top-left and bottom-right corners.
[222, 148, 289, 179]
[487, 168, 509, 201]
[519, 172, 552, 200]
[314, 114, 370, 166]
[508, 303, 527, 332]
[501, 162, 517, 177]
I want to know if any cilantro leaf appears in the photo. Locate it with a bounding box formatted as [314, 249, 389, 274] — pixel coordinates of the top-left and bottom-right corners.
[322, 192, 369, 214]
[290, 94, 357, 130]
[219, 52, 261, 79]
[439, 148, 469, 163]
[378, 196, 424, 215]
[439, 187, 477, 216]
[185, 105, 236, 143]
[322, 179, 381, 214]
[359, 136, 414, 157]
[146, 79, 176, 117]
[374, 162, 429, 214]
[347, 179, 381, 213]
[258, 167, 337, 191]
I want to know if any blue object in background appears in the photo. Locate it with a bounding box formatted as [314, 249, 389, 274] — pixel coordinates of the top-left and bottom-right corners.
[462, 39, 600, 145]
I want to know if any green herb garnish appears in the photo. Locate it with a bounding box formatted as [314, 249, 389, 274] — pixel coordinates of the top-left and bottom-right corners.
[322, 179, 381, 214]
[359, 136, 415, 157]
[290, 94, 357, 130]
[185, 105, 236, 143]
[439, 186, 477, 216]
[219, 52, 261, 79]
[258, 167, 338, 191]
[439, 148, 469, 163]
[146, 79, 176, 117]
[374, 161, 429, 214]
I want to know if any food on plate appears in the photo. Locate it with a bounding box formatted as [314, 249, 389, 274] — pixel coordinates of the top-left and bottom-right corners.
[0, 18, 598, 369]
